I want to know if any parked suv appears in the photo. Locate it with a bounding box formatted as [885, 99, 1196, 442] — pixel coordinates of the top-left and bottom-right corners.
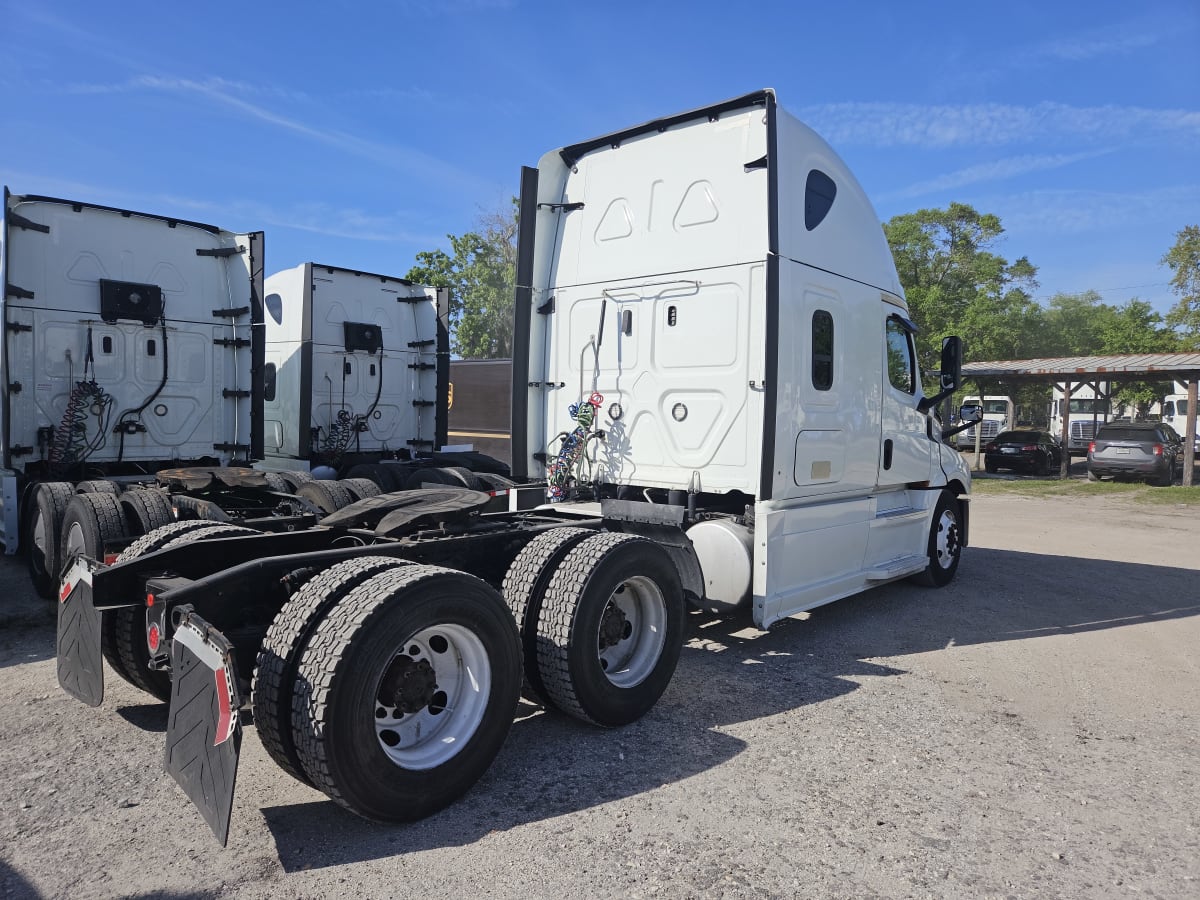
[1087, 422, 1184, 485]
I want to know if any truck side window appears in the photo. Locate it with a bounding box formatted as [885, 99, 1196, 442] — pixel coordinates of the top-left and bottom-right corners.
[812, 310, 833, 390]
[263, 363, 277, 402]
[885, 318, 915, 394]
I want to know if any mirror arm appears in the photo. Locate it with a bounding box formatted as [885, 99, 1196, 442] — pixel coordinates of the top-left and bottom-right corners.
[940, 419, 978, 441]
[919, 383, 956, 414]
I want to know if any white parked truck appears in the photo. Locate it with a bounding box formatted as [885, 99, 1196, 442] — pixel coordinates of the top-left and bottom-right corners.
[1050, 382, 1111, 454]
[55, 90, 973, 845]
[260, 262, 511, 504]
[954, 395, 1013, 450]
[1163, 382, 1199, 454]
[0, 188, 271, 597]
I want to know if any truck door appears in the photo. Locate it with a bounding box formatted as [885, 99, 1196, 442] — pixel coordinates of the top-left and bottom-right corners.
[877, 313, 931, 487]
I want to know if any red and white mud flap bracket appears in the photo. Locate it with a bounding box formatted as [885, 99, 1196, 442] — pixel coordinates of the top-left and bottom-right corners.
[56, 556, 105, 707]
[165, 607, 243, 847]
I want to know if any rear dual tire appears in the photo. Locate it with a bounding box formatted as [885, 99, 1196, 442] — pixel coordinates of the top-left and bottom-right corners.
[520, 532, 686, 728]
[286, 562, 521, 822]
[102, 521, 257, 702]
[25, 482, 74, 599]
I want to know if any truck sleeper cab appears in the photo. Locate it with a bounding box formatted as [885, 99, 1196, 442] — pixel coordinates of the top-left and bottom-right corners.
[55, 90, 970, 845]
[1, 188, 265, 596]
[516, 88, 971, 627]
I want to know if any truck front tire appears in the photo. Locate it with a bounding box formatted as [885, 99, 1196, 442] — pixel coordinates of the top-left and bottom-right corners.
[291, 565, 521, 822]
[910, 490, 962, 588]
[535, 533, 685, 727]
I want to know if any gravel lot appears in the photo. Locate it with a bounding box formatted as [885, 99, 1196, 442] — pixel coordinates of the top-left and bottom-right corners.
[2, 491, 1198, 899]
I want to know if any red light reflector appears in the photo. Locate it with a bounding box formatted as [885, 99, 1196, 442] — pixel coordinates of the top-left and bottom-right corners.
[103, 553, 119, 565]
[146, 593, 155, 608]
[147, 624, 161, 653]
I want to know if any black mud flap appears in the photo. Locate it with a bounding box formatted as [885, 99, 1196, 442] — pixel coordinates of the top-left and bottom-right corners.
[165, 611, 243, 846]
[56, 557, 104, 707]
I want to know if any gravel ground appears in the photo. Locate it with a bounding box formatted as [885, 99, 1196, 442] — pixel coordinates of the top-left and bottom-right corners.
[1, 491, 1198, 899]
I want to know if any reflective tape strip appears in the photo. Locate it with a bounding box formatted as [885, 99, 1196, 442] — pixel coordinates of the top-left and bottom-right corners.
[59, 557, 95, 604]
[213, 667, 236, 747]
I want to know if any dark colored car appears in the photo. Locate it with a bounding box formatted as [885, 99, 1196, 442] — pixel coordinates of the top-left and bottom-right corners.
[983, 430, 1062, 475]
[1087, 422, 1184, 485]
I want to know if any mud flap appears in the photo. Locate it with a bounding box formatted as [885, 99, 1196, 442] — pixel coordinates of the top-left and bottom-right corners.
[165, 611, 242, 846]
[56, 557, 104, 707]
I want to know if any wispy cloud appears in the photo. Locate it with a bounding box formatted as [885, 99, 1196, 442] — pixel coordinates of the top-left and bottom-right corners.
[160, 194, 443, 244]
[1036, 31, 1160, 62]
[878, 151, 1109, 202]
[985, 185, 1200, 235]
[58, 75, 497, 196]
[803, 101, 1200, 148]
[1, 166, 443, 245]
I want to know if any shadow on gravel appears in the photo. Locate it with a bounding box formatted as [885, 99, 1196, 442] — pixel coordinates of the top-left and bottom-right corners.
[0, 625, 54, 670]
[116, 703, 169, 732]
[1, 859, 41, 899]
[259, 546, 1199, 870]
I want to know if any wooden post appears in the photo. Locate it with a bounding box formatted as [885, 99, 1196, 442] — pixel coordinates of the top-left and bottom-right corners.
[1059, 382, 1072, 478]
[1185, 379, 1198, 488]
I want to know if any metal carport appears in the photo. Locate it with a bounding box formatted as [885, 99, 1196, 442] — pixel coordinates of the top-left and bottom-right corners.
[961, 354, 1200, 485]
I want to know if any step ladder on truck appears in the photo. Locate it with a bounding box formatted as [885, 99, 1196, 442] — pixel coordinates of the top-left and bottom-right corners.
[53, 90, 977, 845]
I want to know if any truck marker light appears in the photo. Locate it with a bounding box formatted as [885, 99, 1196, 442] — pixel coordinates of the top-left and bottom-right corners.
[104, 553, 119, 565]
[146, 593, 156, 607]
[148, 624, 161, 653]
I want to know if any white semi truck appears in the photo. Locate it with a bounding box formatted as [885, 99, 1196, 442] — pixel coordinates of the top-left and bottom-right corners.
[55, 90, 974, 845]
[1050, 382, 1111, 455]
[954, 395, 1013, 451]
[1163, 382, 1200, 454]
[0, 189, 269, 597]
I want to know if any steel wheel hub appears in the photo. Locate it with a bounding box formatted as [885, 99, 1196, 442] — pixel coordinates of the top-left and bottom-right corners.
[596, 576, 667, 689]
[373, 623, 491, 771]
[935, 510, 960, 569]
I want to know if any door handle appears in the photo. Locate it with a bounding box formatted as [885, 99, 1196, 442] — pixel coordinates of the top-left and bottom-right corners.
[883, 438, 893, 470]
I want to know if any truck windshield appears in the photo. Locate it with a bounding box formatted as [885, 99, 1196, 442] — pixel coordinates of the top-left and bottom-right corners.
[1068, 399, 1108, 414]
[982, 400, 1009, 414]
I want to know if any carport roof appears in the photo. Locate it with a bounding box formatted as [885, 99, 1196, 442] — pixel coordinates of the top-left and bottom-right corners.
[962, 353, 1200, 383]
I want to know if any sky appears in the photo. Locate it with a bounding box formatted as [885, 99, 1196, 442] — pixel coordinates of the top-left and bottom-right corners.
[3, 0, 1198, 319]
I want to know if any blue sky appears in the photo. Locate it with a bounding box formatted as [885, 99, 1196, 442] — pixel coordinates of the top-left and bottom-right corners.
[3, 0, 1198, 319]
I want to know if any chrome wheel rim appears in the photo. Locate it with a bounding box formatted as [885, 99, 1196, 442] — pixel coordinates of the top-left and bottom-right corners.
[934, 508, 960, 570]
[597, 575, 667, 688]
[373, 623, 491, 771]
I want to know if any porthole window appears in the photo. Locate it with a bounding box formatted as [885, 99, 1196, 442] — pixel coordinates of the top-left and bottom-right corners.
[812, 310, 834, 391]
[804, 170, 837, 231]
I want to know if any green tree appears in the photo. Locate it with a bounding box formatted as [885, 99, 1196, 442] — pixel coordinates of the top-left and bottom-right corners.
[1040, 290, 1109, 356]
[1096, 299, 1178, 414]
[1162, 225, 1200, 348]
[407, 202, 517, 358]
[884, 202, 1040, 387]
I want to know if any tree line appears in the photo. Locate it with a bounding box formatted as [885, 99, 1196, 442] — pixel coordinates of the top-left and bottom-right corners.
[407, 201, 1200, 419]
